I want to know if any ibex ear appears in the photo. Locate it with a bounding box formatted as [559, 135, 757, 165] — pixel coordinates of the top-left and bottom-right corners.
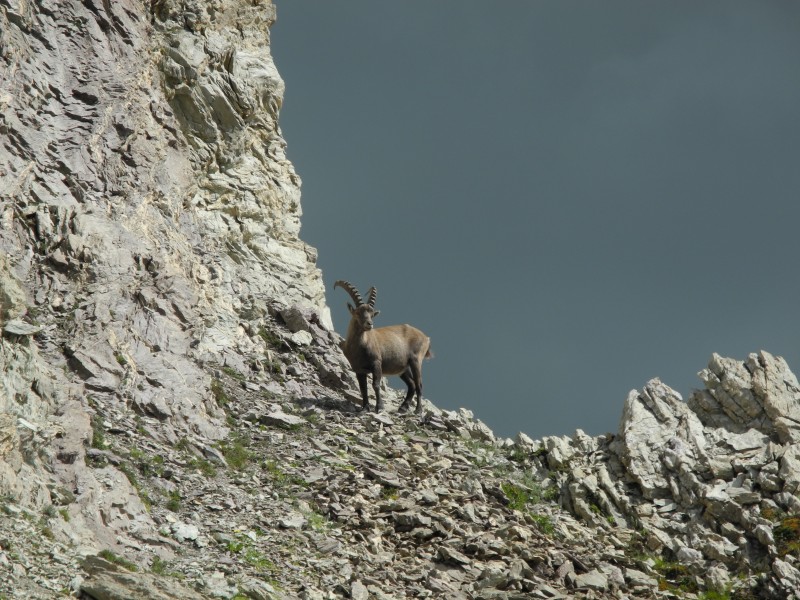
[347, 303, 355, 314]
[372, 310, 380, 318]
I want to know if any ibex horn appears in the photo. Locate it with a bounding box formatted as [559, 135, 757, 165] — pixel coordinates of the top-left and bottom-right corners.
[334, 280, 364, 306]
[367, 287, 377, 308]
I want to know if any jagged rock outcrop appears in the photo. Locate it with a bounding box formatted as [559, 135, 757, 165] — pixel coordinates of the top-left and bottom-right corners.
[551, 350, 800, 599]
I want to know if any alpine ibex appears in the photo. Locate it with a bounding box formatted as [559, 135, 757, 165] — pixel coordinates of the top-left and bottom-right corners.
[334, 280, 432, 414]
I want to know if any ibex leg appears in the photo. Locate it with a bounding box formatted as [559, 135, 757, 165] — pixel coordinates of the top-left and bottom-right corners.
[398, 370, 415, 413]
[356, 373, 369, 411]
[372, 365, 384, 413]
[409, 359, 423, 414]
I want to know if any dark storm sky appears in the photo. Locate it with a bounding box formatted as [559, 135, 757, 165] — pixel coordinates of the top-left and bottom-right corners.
[271, 1, 800, 440]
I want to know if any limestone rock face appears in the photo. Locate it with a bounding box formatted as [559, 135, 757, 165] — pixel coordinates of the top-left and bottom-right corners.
[553, 351, 800, 599]
[1, 0, 329, 559]
[617, 378, 709, 501]
[690, 351, 800, 444]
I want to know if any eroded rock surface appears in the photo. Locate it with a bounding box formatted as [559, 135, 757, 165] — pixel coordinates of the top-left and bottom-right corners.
[553, 351, 800, 599]
[1, 0, 330, 561]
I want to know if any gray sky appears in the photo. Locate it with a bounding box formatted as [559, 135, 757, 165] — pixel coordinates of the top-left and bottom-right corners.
[272, 1, 800, 440]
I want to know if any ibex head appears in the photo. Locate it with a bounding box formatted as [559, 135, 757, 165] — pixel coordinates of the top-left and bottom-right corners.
[334, 280, 379, 331]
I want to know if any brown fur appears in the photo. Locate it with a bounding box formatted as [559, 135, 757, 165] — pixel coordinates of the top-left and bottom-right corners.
[335, 281, 432, 413]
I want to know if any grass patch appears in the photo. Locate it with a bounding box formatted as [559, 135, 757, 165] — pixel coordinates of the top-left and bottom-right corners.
[150, 555, 169, 575]
[501, 475, 552, 509]
[502, 481, 533, 512]
[166, 491, 182, 512]
[91, 414, 107, 450]
[258, 327, 284, 349]
[128, 450, 165, 478]
[174, 437, 217, 478]
[529, 513, 555, 535]
[380, 486, 399, 501]
[653, 558, 698, 594]
[242, 546, 276, 571]
[218, 435, 251, 471]
[118, 463, 138, 487]
[117, 463, 152, 509]
[306, 510, 330, 532]
[463, 438, 498, 468]
[543, 484, 560, 502]
[189, 457, 217, 478]
[211, 378, 229, 408]
[98, 549, 138, 572]
[507, 446, 529, 464]
[774, 516, 800, 558]
[263, 460, 305, 489]
[501, 476, 559, 535]
[150, 556, 184, 578]
[699, 591, 731, 600]
[226, 534, 277, 574]
[222, 366, 245, 381]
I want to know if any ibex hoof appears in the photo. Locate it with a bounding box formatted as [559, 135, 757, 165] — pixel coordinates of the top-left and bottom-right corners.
[375, 405, 384, 413]
[397, 403, 409, 414]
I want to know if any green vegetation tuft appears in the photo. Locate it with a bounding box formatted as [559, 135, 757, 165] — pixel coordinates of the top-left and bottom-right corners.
[218, 435, 251, 471]
[166, 491, 182, 512]
[306, 510, 330, 532]
[118, 463, 138, 487]
[221, 366, 245, 381]
[116, 462, 153, 509]
[150, 555, 169, 575]
[501, 475, 555, 511]
[258, 327, 284, 349]
[225, 534, 277, 574]
[529, 513, 555, 535]
[263, 460, 305, 489]
[189, 457, 217, 478]
[98, 549, 138, 572]
[210, 378, 229, 407]
[699, 590, 731, 600]
[653, 557, 698, 594]
[774, 516, 800, 558]
[502, 481, 532, 512]
[91, 414, 107, 450]
[507, 446, 529, 464]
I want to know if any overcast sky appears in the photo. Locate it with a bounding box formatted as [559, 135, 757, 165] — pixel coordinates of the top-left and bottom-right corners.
[271, 1, 800, 440]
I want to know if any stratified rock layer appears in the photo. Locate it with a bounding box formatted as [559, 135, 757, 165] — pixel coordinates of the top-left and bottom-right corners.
[553, 350, 800, 599]
[1, 0, 329, 557]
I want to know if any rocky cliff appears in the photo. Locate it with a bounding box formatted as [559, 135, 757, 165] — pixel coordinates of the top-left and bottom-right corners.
[2, 1, 800, 599]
